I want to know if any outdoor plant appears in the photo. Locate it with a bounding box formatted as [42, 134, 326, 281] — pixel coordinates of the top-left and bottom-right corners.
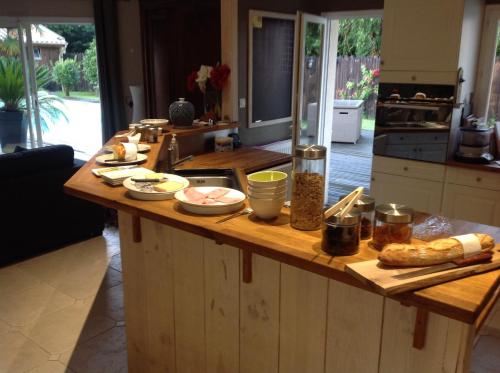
[52, 57, 80, 96]
[0, 56, 67, 131]
[82, 38, 99, 91]
[337, 64, 379, 102]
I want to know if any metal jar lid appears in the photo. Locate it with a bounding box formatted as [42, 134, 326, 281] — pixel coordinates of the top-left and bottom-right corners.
[375, 203, 414, 224]
[326, 209, 361, 226]
[339, 194, 375, 212]
[294, 144, 326, 160]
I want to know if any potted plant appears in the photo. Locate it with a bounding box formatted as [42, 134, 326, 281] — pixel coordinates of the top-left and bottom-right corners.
[0, 56, 67, 147]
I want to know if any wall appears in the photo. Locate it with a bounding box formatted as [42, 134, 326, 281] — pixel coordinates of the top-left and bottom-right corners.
[0, 0, 93, 18]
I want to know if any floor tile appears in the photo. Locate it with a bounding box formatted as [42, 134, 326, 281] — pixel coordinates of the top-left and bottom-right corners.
[17, 246, 121, 299]
[0, 281, 74, 326]
[103, 226, 121, 257]
[21, 302, 115, 354]
[27, 360, 72, 373]
[88, 283, 124, 322]
[471, 335, 500, 373]
[60, 326, 128, 373]
[109, 254, 122, 272]
[0, 331, 49, 373]
[0, 266, 42, 297]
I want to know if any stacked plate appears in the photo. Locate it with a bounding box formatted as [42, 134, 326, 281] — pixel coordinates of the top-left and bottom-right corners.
[247, 171, 288, 219]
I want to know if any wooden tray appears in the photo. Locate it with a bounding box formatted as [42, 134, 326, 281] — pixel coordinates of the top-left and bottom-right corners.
[345, 246, 500, 296]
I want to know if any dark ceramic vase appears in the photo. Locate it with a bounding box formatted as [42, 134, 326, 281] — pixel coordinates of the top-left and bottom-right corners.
[169, 98, 194, 128]
[0, 110, 26, 148]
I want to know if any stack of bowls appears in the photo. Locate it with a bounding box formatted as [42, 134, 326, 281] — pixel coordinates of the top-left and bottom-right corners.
[247, 171, 288, 219]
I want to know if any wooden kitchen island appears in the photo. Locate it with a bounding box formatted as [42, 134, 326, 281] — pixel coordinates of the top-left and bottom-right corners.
[65, 134, 500, 373]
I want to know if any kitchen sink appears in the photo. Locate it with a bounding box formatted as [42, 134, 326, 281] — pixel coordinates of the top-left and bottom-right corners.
[173, 168, 243, 192]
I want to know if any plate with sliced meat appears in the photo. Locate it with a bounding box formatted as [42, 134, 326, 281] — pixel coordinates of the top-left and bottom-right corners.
[175, 186, 246, 215]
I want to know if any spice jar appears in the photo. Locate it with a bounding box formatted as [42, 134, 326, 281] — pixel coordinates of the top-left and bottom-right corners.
[322, 210, 361, 256]
[372, 203, 414, 250]
[290, 145, 326, 230]
[339, 194, 375, 240]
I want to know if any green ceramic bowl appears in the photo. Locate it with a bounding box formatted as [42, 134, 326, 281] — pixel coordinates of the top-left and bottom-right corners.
[247, 171, 288, 187]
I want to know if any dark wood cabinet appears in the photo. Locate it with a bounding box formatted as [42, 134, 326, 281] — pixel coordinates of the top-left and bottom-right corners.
[140, 0, 221, 119]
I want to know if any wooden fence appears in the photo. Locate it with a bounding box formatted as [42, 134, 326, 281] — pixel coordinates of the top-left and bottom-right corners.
[302, 55, 380, 121]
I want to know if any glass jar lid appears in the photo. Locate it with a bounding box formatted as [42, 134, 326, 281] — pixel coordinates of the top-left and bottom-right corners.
[294, 144, 326, 160]
[375, 203, 414, 223]
[339, 194, 375, 212]
[326, 209, 361, 226]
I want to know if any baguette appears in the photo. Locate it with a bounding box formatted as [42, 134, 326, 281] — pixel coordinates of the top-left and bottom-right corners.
[378, 233, 495, 267]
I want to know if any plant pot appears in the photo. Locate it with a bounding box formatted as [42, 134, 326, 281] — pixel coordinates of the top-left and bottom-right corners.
[0, 110, 26, 148]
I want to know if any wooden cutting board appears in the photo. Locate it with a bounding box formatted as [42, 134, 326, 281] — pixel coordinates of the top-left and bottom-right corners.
[345, 247, 500, 296]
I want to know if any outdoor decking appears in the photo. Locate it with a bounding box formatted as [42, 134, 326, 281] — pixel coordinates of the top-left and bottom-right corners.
[328, 129, 373, 203]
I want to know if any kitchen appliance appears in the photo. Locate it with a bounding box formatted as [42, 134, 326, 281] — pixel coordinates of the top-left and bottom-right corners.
[374, 83, 455, 164]
[455, 124, 494, 163]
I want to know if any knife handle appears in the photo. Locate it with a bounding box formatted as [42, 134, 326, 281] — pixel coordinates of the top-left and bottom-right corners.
[452, 252, 493, 266]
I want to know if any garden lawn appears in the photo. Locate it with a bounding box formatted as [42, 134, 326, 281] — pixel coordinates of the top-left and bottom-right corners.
[52, 90, 100, 101]
[362, 117, 375, 131]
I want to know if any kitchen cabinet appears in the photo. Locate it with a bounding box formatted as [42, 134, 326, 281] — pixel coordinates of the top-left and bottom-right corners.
[371, 172, 443, 214]
[380, 0, 463, 73]
[442, 166, 500, 226]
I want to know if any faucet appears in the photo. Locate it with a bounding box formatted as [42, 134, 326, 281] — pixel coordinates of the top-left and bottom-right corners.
[165, 153, 194, 173]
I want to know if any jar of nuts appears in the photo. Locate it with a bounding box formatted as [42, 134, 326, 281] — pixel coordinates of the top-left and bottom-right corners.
[290, 144, 326, 231]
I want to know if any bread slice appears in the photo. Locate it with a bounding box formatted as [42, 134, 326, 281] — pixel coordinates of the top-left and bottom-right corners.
[378, 233, 495, 267]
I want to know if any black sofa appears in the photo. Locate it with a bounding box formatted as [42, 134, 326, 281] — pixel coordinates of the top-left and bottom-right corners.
[0, 145, 105, 266]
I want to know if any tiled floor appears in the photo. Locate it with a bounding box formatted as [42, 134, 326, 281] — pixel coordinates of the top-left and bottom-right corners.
[0, 226, 499, 372]
[0, 227, 127, 373]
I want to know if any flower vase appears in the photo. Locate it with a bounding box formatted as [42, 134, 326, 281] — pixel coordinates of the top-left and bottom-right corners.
[203, 90, 221, 120]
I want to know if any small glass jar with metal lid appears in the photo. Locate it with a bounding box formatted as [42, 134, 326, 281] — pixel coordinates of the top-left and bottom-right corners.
[290, 144, 327, 231]
[322, 209, 361, 256]
[339, 194, 375, 240]
[372, 203, 414, 250]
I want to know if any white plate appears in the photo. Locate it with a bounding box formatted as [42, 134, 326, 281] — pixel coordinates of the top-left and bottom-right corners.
[123, 173, 189, 200]
[95, 153, 148, 166]
[175, 187, 246, 215]
[103, 144, 151, 153]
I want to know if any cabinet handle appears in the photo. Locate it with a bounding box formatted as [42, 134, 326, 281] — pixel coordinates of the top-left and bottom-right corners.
[403, 166, 409, 171]
[476, 177, 482, 182]
[411, 75, 417, 81]
[371, 177, 375, 181]
[380, 60, 384, 65]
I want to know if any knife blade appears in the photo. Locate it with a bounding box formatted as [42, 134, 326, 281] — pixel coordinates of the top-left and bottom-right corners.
[392, 251, 493, 280]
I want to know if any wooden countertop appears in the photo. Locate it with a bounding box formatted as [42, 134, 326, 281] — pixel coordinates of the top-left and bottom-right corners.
[446, 159, 500, 174]
[176, 147, 292, 173]
[65, 135, 500, 324]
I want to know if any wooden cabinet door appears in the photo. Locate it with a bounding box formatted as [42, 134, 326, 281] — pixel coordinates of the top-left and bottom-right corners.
[442, 184, 500, 226]
[380, 0, 463, 72]
[371, 172, 443, 214]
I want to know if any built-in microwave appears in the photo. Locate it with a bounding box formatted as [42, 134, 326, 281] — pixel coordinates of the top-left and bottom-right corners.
[373, 83, 455, 164]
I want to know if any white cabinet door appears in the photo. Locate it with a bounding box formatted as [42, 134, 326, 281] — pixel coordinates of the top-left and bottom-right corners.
[371, 172, 443, 214]
[380, 0, 463, 72]
[442, 184, 500, 226]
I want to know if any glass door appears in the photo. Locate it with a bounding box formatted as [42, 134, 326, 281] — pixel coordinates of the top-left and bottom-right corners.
[0, 21, 42, 151]
[293, 13, 328, 147]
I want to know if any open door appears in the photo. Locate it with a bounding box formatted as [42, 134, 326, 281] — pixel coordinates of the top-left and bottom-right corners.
[293, 12, 338, 201]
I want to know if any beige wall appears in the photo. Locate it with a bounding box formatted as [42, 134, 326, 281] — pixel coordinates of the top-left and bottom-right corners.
[0, 0, 93, 18]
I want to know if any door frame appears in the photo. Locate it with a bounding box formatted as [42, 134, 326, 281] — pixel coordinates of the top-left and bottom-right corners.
[474, 4, 500, 118]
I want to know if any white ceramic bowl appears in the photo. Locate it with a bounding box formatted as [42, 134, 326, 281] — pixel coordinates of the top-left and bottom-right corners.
[248, 196, 285, 219]
[123, 173, 189, 201]
[247, 171, 287, 188]
[248, 189, 286, 200]
[247, 183, 287, 193]
[175, 187, 246, 215]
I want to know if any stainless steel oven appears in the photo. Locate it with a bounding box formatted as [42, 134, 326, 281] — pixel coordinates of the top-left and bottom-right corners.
[373, 83, 455, 164]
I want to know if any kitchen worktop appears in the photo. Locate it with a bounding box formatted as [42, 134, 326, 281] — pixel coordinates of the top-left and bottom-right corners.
[447, 158, 500, 174]
[65, 134, 500, 325]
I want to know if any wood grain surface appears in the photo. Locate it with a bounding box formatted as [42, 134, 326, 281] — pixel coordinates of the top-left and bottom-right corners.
[65, 134, 500, 324]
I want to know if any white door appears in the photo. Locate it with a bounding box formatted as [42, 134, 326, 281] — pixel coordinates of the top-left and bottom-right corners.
[293, 12, 333, 200]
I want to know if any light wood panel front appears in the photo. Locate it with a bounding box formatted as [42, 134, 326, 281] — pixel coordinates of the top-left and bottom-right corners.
[118, 212, 475, 373]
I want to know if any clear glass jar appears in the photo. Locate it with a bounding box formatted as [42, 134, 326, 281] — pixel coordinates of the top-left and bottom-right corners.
[290, 145, 326, 230]
[372, 203, 414, 250]
[322, 210, 361, 256]
[339, 194, 375, 240]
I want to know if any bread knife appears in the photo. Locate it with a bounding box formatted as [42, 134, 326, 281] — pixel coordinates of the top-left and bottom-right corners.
[392, 252, 494, 280]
